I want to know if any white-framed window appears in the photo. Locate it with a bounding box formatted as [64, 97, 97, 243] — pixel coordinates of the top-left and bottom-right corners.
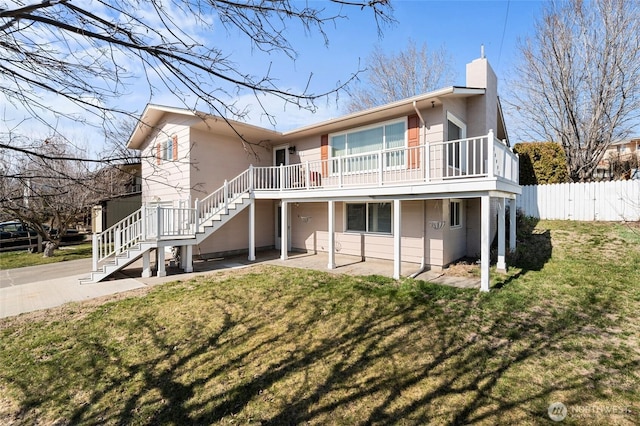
[346, 202, 392, 234]
[450, 200, 462, 228]
[163, 137, 173, 160]
[330, 119, 406, 172]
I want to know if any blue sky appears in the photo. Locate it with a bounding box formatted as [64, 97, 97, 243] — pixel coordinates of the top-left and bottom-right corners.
[207, 0, 545, 133]
[2, 0, 546, 150]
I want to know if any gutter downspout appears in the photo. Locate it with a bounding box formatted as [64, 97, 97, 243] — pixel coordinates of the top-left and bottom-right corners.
[412, 100, 425, 127]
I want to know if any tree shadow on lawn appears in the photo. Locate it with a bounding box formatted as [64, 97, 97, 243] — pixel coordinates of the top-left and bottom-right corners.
[4, 266, 630, 425]
[493, 214, 552, 289]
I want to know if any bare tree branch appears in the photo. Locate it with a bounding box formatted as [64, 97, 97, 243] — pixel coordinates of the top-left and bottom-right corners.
[1, 0, 394, 134]
[345, 39, 456, 113]
[505, 0, 640, 181]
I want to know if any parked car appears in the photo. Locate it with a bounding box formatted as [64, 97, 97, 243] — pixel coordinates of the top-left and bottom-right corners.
[0, 221, 39, 250]
[0, 221, 86, 252]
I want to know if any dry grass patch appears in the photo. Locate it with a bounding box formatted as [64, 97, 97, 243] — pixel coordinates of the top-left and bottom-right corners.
[0, 221, 639, 425]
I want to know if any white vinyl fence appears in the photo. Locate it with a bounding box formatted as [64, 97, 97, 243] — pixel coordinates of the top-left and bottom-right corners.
[517, 180, 640, 221]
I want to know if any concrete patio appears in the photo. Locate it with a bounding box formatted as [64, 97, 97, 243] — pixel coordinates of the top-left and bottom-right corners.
[1, 249, 480, 319]
[117, 249, 481, 290]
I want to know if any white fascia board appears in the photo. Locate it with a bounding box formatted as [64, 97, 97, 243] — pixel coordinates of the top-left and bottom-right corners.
[253, 178, 518, 202]
[282, 87, 485, 138]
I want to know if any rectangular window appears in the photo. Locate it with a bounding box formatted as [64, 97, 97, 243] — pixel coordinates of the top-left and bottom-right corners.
[163, 137, 173, 160]
[450, 201, 462, 228]
[346, 203, 366, 232]
[346, 202, 392, 234]
[330, 120, 406, 172]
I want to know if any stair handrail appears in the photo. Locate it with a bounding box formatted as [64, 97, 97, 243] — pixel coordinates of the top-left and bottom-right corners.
[195, 168, 252, 230]
[92, 207, 143, 271]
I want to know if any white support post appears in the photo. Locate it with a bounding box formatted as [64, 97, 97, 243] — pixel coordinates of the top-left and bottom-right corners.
[157, 247, 166, 277]
[280, 201, 288, 260]
[487, 129, 495, 178]
[327, 200, 335, 269]
[223, 180, 229, 214]
[248, 200, 256, 261]
[92, 233, 98, 271]
[248, 164, 254, 191]
[497, 198, 507, 273]
[180, 246, 187, 270]
[305, 161, 311, 190]
[184, 245, 193, 273]
[509, 198, 517, 253]
[480, 195, 491, 292]
[142, 249, 151, 278]
[393, 199, 401, 280]
[338, 158, 343, 188]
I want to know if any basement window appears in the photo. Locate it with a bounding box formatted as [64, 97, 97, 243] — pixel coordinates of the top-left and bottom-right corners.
[450, 200, 462, 228]
[346, 202, 392, 234]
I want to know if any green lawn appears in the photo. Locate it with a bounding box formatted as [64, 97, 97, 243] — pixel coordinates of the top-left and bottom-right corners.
[0, 221, 638, 425]
[0, 243, 93, 269]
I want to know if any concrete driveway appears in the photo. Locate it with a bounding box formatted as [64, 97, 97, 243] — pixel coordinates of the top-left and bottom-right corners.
[0, 251, 479, 319]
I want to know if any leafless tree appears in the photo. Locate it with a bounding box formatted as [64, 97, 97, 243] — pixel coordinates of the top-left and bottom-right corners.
[507, 0, 640, 181]
[1, 0, 394, 158]
[346, 39, 456, 112]
[0, 135, 111, 255]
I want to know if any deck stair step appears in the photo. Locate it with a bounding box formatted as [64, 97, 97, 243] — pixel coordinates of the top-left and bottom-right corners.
[81, 188, 252, 283]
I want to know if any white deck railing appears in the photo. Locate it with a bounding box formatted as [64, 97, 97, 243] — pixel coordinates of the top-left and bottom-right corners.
[195, 168, 251, 232]
[92, 208, 143, 271]
[253, 131, 518, 191]
[91, 131, 518, 268]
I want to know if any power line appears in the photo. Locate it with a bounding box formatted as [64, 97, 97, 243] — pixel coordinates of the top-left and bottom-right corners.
[498, 0, 511, 67]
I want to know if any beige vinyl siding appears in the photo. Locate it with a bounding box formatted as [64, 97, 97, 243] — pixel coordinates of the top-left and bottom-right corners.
[290, 201, 424, 265]
[141, 117, 193, 204]
[442, 199, 467, 265]
[443, 98, 467, 137]
[465, 198, 482, 258]
[425, 199, 445, 267]
[190, 128, 271, 201]
[196, 199, 274, 256]
[285, 134, 322, 164]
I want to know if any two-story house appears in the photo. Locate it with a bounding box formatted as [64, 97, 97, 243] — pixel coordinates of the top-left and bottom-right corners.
[85, 56, 520, 291]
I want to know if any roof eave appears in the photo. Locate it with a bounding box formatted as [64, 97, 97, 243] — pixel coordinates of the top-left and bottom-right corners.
[282, 86, 485, 138]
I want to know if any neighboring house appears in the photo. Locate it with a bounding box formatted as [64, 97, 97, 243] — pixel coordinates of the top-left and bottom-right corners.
[85, 56, 520, 291]
[595, 138, 640, 180]
[92, 163, 142, 233]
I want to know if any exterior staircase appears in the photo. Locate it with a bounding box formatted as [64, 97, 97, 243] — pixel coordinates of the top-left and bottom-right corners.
[81, 170, 253, 283]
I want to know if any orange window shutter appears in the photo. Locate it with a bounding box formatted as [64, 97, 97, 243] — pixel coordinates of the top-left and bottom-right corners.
[156, 143, 162, 165]
[407, 114, 420, 169]
[172, 135, 178, 160]
[321, 134, 329, 177]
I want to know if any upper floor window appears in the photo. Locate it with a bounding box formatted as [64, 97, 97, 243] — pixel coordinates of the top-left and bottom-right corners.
[157, 135, 177, 164]
[331, 120, 405, 156]
[330, 120, 406, 171]
[164, 137, 173, 160]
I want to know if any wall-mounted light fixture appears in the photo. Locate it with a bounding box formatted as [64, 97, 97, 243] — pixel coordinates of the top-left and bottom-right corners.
[288, 146, 297, 154]
[431, 101, 435, 108]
